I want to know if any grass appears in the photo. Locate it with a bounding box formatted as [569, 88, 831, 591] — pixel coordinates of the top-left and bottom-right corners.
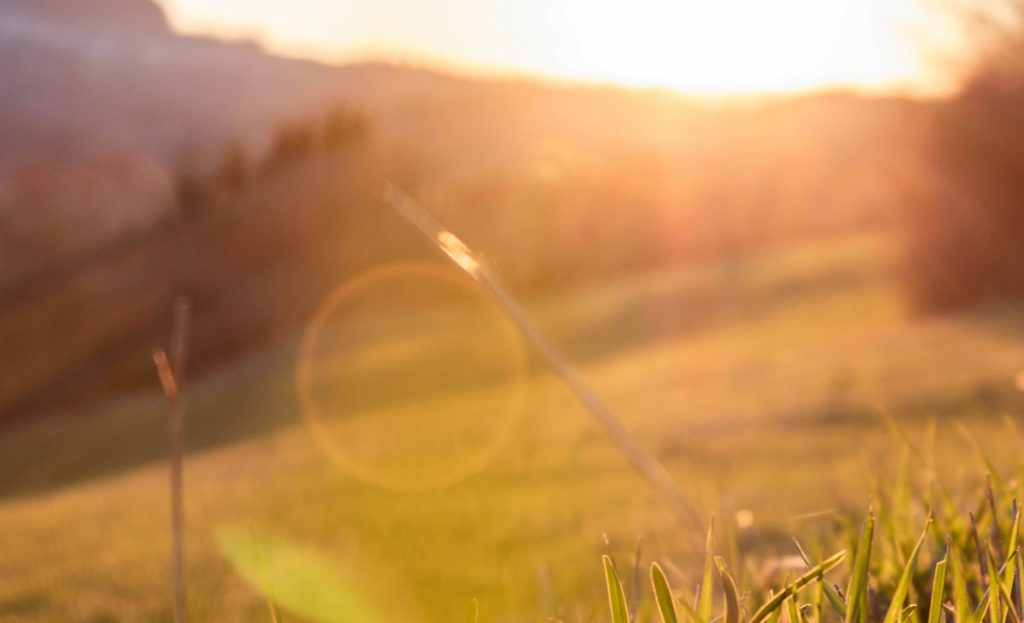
[599, 449, 1024, 623]
[1, 230, 1024, 621]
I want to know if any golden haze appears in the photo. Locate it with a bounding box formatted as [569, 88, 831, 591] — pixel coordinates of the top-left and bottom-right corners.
[158, 0, 955, 96]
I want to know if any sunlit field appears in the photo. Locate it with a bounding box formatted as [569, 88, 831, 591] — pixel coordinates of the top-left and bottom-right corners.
[3, 230, 1023, 621]
[6, 0, 1024, 621]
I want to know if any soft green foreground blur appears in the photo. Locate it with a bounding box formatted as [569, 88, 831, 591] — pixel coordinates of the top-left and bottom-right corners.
[1, 231, 1023, 622]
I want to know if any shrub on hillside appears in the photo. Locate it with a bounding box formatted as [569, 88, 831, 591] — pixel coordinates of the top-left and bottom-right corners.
[217, 141, 249, 192]
[323, 107, 370, 152]
[263, 122, 317, 172]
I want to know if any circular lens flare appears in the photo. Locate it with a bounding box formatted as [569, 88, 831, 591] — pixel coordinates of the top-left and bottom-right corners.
[296, 262, 528, 492]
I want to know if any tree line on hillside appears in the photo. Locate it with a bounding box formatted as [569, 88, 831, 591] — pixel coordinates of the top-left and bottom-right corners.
[906, 1, 1024, 310]
[167, 0, 1024, 313]
[174, 106, 371, 213]
[169, 99, 911, 290]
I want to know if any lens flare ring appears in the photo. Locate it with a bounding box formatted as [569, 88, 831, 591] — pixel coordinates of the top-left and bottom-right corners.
[296, 261, 529, 492]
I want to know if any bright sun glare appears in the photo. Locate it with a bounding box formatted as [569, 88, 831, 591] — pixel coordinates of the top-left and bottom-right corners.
[159, 0, 945, 96]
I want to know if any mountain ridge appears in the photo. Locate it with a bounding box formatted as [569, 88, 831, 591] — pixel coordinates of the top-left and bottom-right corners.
[0, 0, 171, 33]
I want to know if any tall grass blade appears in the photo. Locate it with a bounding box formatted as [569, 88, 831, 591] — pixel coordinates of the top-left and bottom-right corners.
[928, 556, 948, 623]
[1005, 506, 1020, 603]
[811, 576, 824, 623]
[846, 512, 875, 623]
[787, 596, 802, 623]
[750, 551, 847, 623]
[995, 553, 1020, 623]
[793, 537, 847, 616]
[153, 297, 192, 623]
[987, 477, 1003, 560]
[1016, 547, 1023, 623]
[971, 513, 990, 586]
[974, 590, 990, 623]
[385, 183, 704, 531]
[651, 563, 679, 623]
[677, 591, 701, 623]
[985, 542, 1002, 623]
[698, 521, 715, 623]
[883, 517, 933, 623]
[824, 583, 849, 619]
[715, 557, 740, 623]
[901, 605, 918, 623]
[630, 537, 644, 623]
[1013, 501, 1023, 620]
[951, 539, 975, 623]
[767, 591, 783, 623]
[604, 555, 630, 623]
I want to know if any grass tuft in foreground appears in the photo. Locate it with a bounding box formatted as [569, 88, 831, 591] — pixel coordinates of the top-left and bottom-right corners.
[599, 456, 1022, 623]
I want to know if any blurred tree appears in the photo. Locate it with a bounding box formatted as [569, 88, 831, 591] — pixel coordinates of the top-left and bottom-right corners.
[907, 1, 1024, 309]
[264, 122, 316, 172]
[217, 141, 249, 192]
[174, 169, 205, 216]
[323, 107, 370, 152]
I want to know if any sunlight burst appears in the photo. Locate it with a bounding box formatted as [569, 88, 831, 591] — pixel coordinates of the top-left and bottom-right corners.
[160, 0, 940, 95]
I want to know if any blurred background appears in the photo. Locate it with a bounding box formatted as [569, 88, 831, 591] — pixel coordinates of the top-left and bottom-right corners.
[2, 0, 1024, 621]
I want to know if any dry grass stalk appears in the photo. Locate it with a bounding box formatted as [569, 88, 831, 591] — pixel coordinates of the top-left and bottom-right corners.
[152, 297, 192, 623]
[384, 182, 703, 532]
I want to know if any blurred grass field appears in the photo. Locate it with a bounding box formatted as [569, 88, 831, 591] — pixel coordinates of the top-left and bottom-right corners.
[1, 230, 1023, 622]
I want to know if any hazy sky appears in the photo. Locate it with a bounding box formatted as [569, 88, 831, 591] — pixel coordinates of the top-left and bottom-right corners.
[156, 0, 959, 96]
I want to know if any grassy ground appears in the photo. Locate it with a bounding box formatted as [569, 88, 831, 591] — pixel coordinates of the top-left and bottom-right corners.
[1, 230, 1023, 622]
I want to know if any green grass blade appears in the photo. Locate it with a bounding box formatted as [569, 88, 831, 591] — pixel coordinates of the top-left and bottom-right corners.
[973, 589, 990, 623]
[809, 574, 823, 623]
[811, 576, 825, 623]
[883, 517, 933, 623]
[767, 592, 783, 623]
[715, 557, 740, 623]
[970, 514, 989, 589]
[823, 581, 849, 618]
[928, 556, 948, 623]
[901, 604, 918, 623]
[698, 521, 715, 623]
[950, 542, 975, 623]
[605, 555, 630, 623]
[985, 543, 1002, 623]
[787, 596, 802, 623]
[986, 477, 1003, 558]
[651, 563, 679, 623]
[997, 563, 1020, 623]
[750, 551, 847, 623]
[846, 512, 875, 623]
[794, 538, 847, 617]
[677, 592, 700, 623]
[1006, 508, 1020, 583]
[1016, 546, 1023, 623]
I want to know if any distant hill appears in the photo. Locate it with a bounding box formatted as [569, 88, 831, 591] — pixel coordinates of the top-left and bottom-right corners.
[1, 0, 334, 160]
[0, 0, 452, 287]
[0, 0, 935, 422]
[1, 0, 169, 33]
